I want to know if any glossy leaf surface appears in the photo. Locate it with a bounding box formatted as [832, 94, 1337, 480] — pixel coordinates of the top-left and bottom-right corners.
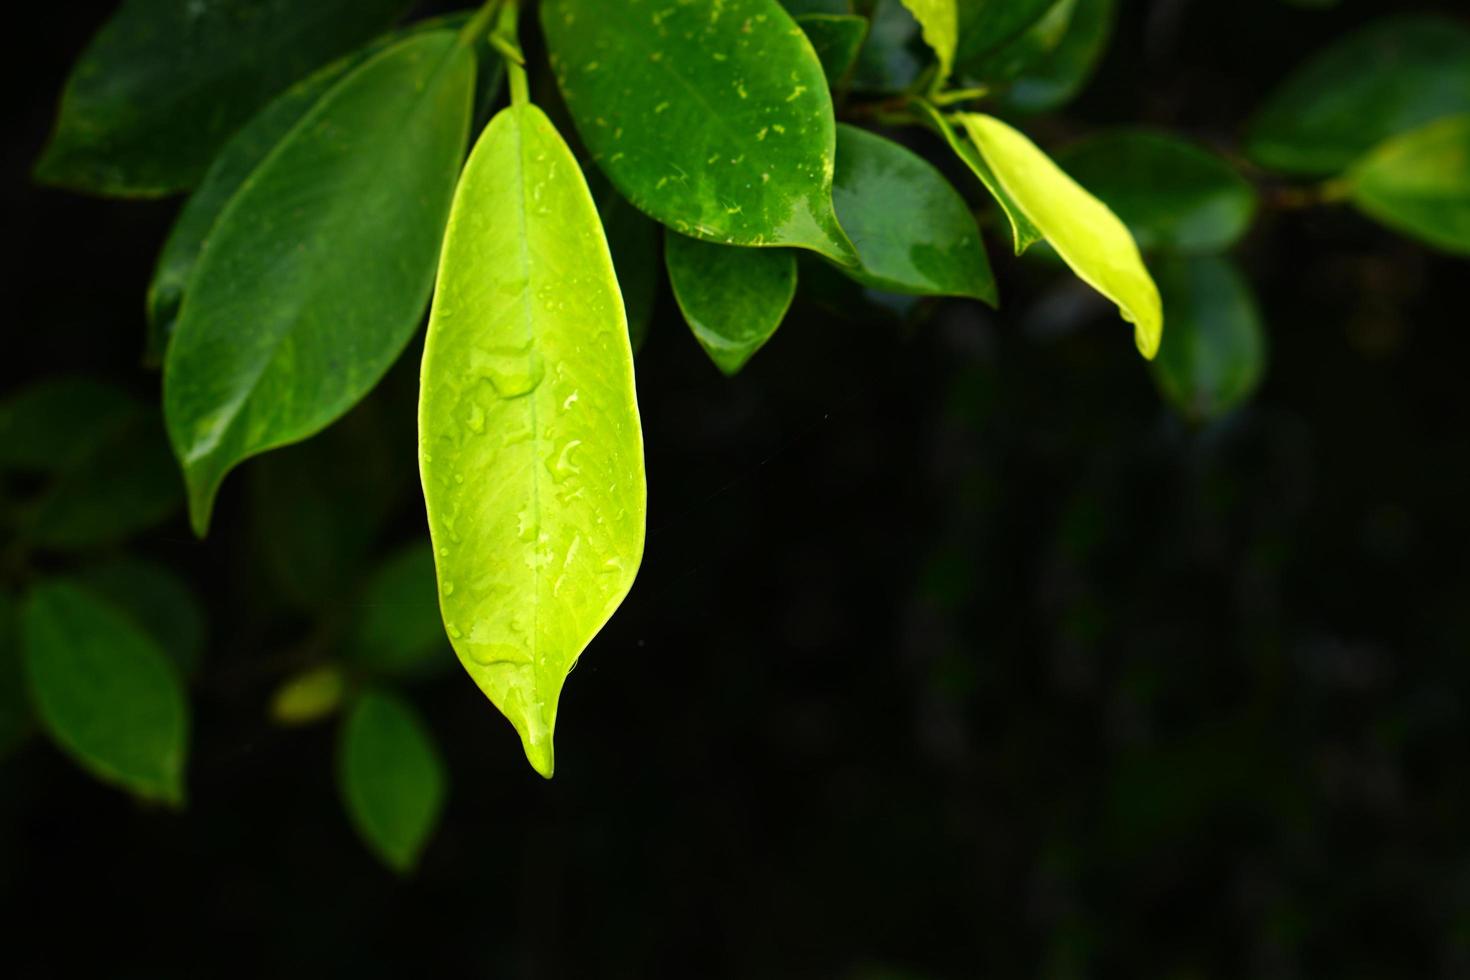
[542, 0, 856, 261]
[1056, 130, 1256, 254]
[1246, 15, 1470, 176]
[338, 689, 445, 873]
[163, 32, 475, 535]
[34, 0, 412, 196]
[832, 124, 995, 302]
[590, 174, 663, 353]
[1150, 257, 1266, 422]
[666, 232, 798, 375]
[23, 581, 188, 804]
[959, 113, 1162, 357]
[1348, 115, 1470, 257]
[419, 103, 646, 778]
[798, 14, 870, 86]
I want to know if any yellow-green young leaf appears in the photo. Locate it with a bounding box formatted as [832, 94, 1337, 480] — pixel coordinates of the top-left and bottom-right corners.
[337, 689, 446, 873]
[899, 0, 958, 82]
[915, 100, 1041, 255]
[270, 666, 347, 726]
[163, 31, 476, 536]
[957, 113, 1163, 358]
[419, 104, 646, 779]
[1347, 115, 1470, 257]
[22, 581, 189, 805]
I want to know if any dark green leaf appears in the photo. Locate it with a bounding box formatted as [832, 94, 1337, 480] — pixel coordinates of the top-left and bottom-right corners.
[163, 31, 476, 535]
[1347, 115, 1470, 257]
[666, 232, 798, 375]
[338, 689, 446, 873]
[833, 124, 995, 302]
[542, 0, 856, 262]
[954, 0, 1057, 78]
[0, 377, 137, 472]
[0, 592, 31, 757]
[1246, 15, 1470, 176]
[27, 412, 182, 551]
[250, 405, 398, 612]
[958, 0, 1074, 87]
[349, 542, 449, 679]
[997, 0, 1115, 114]
[798, 14, 869, 86]
[1150, 257, 1267, 422]
[591, 174, 663, 353]
[1055, 129, 1256, 254]
[145, 13, 481, 363]
[23, 581, 188, 804]
[76, 557, 207, 678]
[420, 101, 647, 778]
[781, 0, 851, 13]
[852, 0, 925, 93]
[34, 0, 413, 196]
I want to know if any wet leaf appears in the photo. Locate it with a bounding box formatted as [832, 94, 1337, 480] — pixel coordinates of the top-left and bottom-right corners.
[419, 102, 646, 778]
[23, 581, 188, 805]
[832, 124, 995, 302]
[337, 689, 445, 873]
[666, 232, 798, 375]
[542, 0, 857, 262]
[958, 112, 1162, 357]
[163, 31, 476, 535]
[34, 0, 413, 196]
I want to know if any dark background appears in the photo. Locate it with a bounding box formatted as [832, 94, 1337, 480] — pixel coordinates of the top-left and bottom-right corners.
[4, 1, 1469, 976]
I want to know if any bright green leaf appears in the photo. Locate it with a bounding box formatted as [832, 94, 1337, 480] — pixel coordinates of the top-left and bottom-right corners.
[542, 0, 857, 263]
[666, 232, 798, 375]
[76, 557, 207, 677]
[34, 0, 413, 196]
[1347, 115, 1470, 257]
[271, 666, 347, 726]
[997, 0, 1116, 115]
[917, 101, 1042, 255]
[163, 31, 476, 536]
[419, 102, 647, 778]
[1246, 15, 1470, 176]
[349, 542, 450, 679]
[1055, 129, 1256, 254]
[798, 14, 870, 86]
[337, 689, 445, 873]
[832, 124, 995, 302]
[0, 377, 137, 472]
[1150, 256, 1267, 422]
[958, 113, 1162, 358]
[899, 0, 958, 82]
[22, 581, 188, 805]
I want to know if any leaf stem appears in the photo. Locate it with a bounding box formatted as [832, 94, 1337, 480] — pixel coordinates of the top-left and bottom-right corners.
[493, 0, 529, 107]
[459, 0, 502, 49]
